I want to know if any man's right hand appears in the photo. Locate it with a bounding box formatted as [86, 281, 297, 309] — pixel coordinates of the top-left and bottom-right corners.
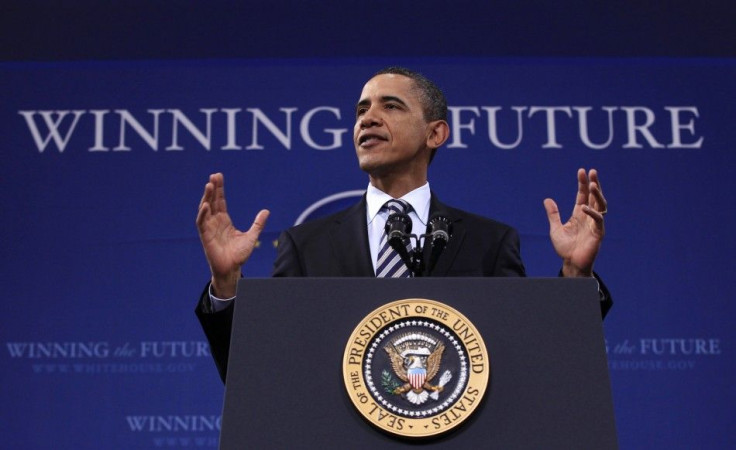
[196, 173, 270, 298]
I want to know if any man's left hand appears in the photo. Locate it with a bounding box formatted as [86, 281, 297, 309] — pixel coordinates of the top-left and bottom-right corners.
[544, 168, 607, 277]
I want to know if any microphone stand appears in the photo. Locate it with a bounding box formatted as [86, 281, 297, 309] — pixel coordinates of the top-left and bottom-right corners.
[386, 214, 452, 277]
[389, 231, 445, 277]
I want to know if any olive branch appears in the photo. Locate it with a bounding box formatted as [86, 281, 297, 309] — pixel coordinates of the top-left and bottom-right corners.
[381, 369, 402, 394]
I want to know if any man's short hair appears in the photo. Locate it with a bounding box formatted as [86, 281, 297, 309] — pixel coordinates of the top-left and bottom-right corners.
[373, 67, 448, 163]
[373, 67, 448, 122]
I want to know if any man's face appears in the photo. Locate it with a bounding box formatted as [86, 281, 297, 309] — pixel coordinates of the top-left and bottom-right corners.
[353, 74, 433, 177]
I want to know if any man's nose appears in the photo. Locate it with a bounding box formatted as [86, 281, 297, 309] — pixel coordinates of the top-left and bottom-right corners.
[359, 108, 382, 128]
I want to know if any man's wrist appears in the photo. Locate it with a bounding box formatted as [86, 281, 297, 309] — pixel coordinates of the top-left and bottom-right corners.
[561, 261, 593, 278]
[210, 274, 239, 299]
[207, 283, 236, 313]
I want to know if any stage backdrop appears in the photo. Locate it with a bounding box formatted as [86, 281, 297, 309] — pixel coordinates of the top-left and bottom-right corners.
[1, 58, 734, 449]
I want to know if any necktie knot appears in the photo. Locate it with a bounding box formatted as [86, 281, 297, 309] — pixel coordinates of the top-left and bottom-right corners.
[384, 199, 411, 215]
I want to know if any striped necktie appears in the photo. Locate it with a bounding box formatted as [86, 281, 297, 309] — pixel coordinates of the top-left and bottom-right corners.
[376, 199, 412, 278]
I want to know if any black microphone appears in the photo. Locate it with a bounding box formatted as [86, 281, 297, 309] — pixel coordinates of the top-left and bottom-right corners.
[426, 214, 452, 275]
[427, 215, 451, 246]
[384, 212, 414, 273]
[385, 212, 412, 246]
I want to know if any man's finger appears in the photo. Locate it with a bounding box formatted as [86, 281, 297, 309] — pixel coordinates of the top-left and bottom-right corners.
[544, 198, 562, 230]
[210, 173, 228, 213]
[589, 182, 607, 213]
[195, 202, 211, 231]
[198, 179, 214, 210]
[248, 209, 271, 236]
[582, 205, 606, 235]
[575, 168, 590, 206]
[199, 172, 223, 211]
[589, 169, 602, 191]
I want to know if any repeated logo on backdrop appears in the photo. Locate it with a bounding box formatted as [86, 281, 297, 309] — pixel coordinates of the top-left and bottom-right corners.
[606, 337, 722, 371]
[5, 341, 211, 375]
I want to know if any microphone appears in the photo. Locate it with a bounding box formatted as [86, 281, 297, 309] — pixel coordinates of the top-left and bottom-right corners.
[427, 215, 451, 246]
[426, 214, 452, 275]
[384, 212, 414, 273]
[385, 212, 412, 246]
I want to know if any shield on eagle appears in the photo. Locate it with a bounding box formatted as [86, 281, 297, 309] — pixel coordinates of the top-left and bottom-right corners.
[407, 366, 427, 390]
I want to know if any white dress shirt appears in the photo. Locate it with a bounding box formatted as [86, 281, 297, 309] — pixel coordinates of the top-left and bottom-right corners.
[365, 182, 431, 274]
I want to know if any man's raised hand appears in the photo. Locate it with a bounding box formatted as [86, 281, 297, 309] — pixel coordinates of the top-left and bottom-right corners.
[544, 168, 607, 278]
[196, 173, 269, 298]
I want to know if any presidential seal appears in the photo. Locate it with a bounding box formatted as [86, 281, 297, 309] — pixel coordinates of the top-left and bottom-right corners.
[342, 299, 490, 438]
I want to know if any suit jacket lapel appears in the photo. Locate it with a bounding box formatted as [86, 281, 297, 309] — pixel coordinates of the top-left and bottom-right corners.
[425, 194, 465, 277]
[329, 196, 375, 276]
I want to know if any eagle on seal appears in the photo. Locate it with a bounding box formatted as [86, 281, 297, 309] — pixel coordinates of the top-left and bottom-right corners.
[385, 341, 445, 404]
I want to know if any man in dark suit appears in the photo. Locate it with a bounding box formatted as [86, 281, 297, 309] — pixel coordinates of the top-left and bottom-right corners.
[196, 67, 611, 382]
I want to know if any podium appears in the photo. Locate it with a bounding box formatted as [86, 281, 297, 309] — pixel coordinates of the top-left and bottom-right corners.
[219, 278, 617, 449]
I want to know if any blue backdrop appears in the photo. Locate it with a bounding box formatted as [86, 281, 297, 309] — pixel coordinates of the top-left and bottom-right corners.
[1, 2, 735, 448]
[2, 57, 734, 449]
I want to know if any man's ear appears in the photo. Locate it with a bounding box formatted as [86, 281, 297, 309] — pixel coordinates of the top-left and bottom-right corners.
[426, 120, 450, 150]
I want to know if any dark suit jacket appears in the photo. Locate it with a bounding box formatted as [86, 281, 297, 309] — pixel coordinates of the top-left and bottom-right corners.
[271, 194, 526, 278]
[196, 194, 611, 382]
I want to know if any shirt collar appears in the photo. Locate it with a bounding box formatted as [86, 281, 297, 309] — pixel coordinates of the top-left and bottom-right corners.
[366, 182, 431, 226]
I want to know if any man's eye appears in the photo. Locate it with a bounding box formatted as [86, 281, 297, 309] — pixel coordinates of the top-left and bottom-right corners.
[356, 108, 367, 117]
